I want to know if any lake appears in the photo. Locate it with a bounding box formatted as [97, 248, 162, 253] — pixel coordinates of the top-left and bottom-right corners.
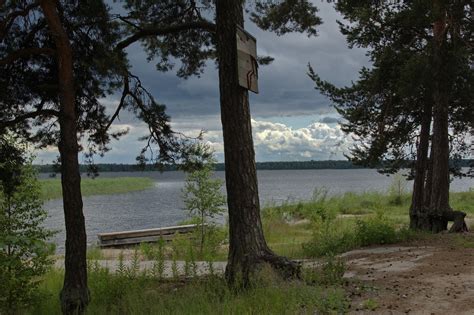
[43, 169, 473, 251]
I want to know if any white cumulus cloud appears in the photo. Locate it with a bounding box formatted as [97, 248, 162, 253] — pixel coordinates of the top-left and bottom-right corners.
[251, 119, 351, 161]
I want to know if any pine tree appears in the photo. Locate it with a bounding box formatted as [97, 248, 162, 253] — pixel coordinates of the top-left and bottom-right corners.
[309, 0, 473, 232]
[182, 145, 225, 255]
[1, 1, 192, 311]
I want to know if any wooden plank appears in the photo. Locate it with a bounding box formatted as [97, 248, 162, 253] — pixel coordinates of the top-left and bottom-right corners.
[97, 224, 199, 241]
[99, 234, 177, 247]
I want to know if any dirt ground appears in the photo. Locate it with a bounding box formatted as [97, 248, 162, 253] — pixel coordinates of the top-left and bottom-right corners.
[344, 233, 474, 314]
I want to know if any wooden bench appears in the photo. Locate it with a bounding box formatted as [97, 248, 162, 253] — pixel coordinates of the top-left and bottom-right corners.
[97, 224, 200, 247]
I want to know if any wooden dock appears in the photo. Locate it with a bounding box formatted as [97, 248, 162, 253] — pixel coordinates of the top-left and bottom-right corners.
[97, 224, 200, 247]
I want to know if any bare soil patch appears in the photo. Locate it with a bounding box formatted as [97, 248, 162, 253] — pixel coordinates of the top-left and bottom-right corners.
[344, 233, 474, 314]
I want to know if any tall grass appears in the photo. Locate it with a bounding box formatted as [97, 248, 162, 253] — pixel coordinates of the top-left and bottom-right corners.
[262, 188, 474, 220]
[40, 177, 154, 200]
[32, 266, 348, 314]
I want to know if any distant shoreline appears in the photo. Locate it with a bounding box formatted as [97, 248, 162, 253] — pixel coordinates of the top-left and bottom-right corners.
[34, 159, 473, 174]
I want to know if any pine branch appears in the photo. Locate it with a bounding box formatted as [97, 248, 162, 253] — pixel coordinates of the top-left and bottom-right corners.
[0, 109, 59, 129]
[116, 20, 215, 50]
[0, 47, 55, 65]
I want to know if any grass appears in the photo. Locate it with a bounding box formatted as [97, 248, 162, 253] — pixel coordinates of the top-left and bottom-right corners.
[262, 188, 474, 219]
[261, 189, 474, 258]
[31, 265, 348, 314]
[361, 298, 379, 311]
[40, 177, 154, 200]
[263, 219, 313, 258]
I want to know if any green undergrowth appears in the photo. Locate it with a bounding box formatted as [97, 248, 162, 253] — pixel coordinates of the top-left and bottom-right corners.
[260, 188, 473, 258]
[302, 213, 417, 257]
[40, 177, 154, 200]
[263, 188, 474, 219]
[31, 263, 348, 314]
[137, 226, 229, 262]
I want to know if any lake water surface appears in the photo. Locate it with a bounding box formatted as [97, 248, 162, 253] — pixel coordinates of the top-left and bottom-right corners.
[43, 169, 473, 251]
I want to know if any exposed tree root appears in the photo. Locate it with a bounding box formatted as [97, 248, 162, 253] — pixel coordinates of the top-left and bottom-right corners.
[225, 249, 301, 288]
[260, 251, 302, 280]
[446, 210, 468, 233]
[410, 210, 468, 233]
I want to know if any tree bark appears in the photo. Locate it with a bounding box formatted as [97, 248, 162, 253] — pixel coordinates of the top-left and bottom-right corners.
[409, 101, 431, 229]
[429, 0, 450, 233]
[215, 0, 300, 286]
[421, 0, 467, 233]
[39, 1, 90, 313]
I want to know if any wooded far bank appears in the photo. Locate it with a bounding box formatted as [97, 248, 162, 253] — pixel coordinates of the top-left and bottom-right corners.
[34, 159, 474, 174]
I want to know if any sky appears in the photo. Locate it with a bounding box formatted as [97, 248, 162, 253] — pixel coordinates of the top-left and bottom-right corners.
[35, 1, 370, 164]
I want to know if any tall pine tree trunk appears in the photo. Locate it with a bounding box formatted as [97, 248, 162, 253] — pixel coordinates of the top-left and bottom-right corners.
[424, 0, 466, 233]
[428, 0, 450, 232]
[409, 101, 431, 229]
[215, 0, 299, 286]
[40, 1, 90, 313]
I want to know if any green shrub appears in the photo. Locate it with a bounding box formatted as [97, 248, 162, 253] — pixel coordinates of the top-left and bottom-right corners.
[0, 136, 55, 312]
[355, 214, 414, 246]
[182, 146, 226, 255]
[303, 228, 355, 257]
[303, 205, 355, 257]
[355, 214, 398, 246]
[304, 212, 414, 257]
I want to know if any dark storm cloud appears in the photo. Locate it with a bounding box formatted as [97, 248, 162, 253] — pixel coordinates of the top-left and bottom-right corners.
[121, 1, 368, 120]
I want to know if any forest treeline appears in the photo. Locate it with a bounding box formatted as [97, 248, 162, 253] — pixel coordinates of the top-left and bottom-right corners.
[34, 159, 474, 174]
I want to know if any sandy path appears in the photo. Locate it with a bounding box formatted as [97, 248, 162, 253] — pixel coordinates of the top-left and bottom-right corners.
[344, 233, 474, 314]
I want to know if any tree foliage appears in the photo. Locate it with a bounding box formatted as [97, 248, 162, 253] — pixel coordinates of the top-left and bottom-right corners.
[0, 135, 54, 312]
[0, 0, 196, 172]
[115, 0, 321, 75]
[309, 0, 473, 176]
[182, 145, 225, 254]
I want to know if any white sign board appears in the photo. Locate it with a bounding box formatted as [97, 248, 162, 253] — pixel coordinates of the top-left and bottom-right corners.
[236, 26, 258, 93]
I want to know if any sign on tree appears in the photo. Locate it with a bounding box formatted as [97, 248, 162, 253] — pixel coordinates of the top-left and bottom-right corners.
[236, 26, 258, 93]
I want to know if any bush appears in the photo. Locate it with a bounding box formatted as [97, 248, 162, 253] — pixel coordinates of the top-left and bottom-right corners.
[0, 136, 54, 312]
[355, 214, 398, 246]
[304, 212, 414, 257]
[303, 228, 355, 257]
